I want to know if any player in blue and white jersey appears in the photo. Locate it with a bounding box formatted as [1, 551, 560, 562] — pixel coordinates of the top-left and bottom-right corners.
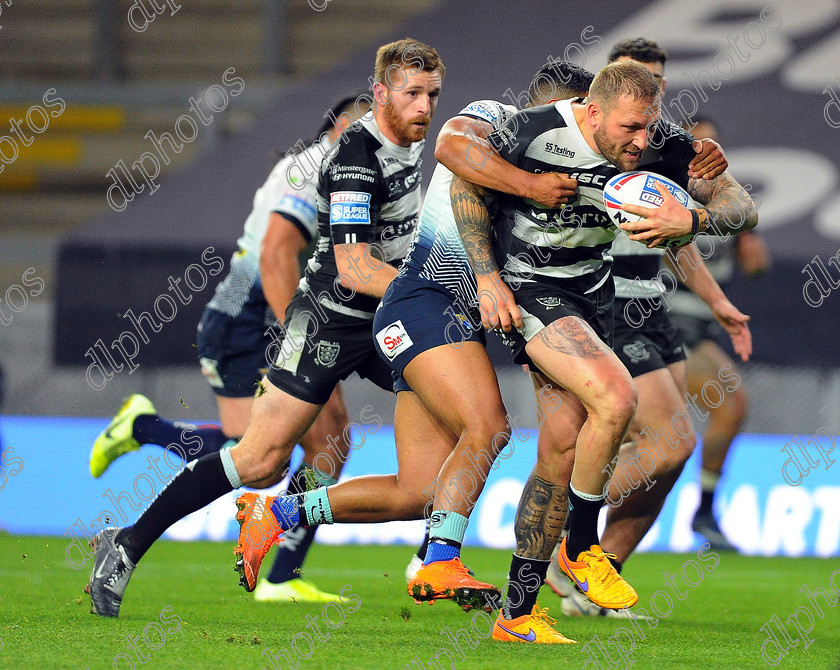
[86, 38, 445, 617]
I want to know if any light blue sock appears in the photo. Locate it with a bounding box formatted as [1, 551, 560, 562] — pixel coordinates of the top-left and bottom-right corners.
[300, 487, 333, 526]
[425, 511, 470, 564]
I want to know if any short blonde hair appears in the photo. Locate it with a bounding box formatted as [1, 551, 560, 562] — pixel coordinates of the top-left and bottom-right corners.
[374, 38, 445, 88]
[589, 60, 660, 113]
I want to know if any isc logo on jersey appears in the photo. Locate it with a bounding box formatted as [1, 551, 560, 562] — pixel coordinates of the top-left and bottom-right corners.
[375, 320, 414, 360]
[330, 191, 371, 225]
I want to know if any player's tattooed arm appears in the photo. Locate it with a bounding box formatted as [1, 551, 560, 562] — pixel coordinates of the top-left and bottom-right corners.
[451, 177, 497, 276]
[451, 176, 523, 332]
[514, 475, 568, 560]
[687, 171, 759, 235]
[438, 115, 577, 208]
[534, 316, 607, 359]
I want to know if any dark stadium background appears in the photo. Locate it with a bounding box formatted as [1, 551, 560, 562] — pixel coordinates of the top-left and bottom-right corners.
[1, 0, 838, 547]
[1, 3, 839, 668]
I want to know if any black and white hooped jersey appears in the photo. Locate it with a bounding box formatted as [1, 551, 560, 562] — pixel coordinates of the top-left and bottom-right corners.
[301, 115, 424, 319]
[489, 99, 696, 295]
[402, 100, 517, 306]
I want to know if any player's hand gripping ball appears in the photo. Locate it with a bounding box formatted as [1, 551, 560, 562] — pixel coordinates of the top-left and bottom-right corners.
[603, 171, 696, 248]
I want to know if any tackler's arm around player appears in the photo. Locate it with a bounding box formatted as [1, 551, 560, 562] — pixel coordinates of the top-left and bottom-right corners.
[450, 176, 523, 333]
[687, 138, 728, 181]
[435, 115, 577, 209]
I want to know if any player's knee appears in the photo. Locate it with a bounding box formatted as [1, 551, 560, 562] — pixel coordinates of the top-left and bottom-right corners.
[597, 378, 637, 431]
[464, 413, 510, 454]
[720, 387, 749, 428]
[660, 431, 696, 473]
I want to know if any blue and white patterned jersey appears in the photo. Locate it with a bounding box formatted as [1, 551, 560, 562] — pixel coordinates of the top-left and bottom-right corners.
[237, 142, 326, 259]
[401, 100, 517, 309]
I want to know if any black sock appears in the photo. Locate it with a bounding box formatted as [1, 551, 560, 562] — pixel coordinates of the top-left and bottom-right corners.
[697, 488, 714, 516]
[566, 488, 604, 558]
[416, 519, 431, 560]
[116, 451, 234, 564]
[133, 415, 235, 458]
[504, 554, 549, 619]
[266, 465, 320, 584]
[609, 556, 622, 574]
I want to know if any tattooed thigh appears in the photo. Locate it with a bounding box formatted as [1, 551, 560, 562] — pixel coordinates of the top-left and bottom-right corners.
[535, 317, 608, 359]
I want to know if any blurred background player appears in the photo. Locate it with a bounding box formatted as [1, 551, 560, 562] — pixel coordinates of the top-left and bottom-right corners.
[607, 37, 668, 94]
[671, 117, 771, 550]
[88, 92, 371, 602]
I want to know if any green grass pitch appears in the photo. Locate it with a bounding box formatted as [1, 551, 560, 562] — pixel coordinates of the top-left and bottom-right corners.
[1, 534, 838, 669]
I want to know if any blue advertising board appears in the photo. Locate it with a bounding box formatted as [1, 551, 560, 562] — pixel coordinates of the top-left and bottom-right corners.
[0, 416, 837, 571]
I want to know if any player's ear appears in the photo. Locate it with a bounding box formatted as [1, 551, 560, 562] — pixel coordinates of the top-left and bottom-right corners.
[372, 81, 390, 107]
[660, 77, 667, 95]
[586, 101, 601, 127]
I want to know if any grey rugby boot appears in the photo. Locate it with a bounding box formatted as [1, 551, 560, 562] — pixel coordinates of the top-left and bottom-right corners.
[86, 528, 135, 617]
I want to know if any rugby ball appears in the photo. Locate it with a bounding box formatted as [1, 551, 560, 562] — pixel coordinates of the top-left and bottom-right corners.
[603, 171, 696, 248]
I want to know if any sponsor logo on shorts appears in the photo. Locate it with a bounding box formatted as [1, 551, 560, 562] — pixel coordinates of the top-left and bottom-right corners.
[330, 191, 371, 225]
[199, 357, 225, 388]
[375, 320, 414, 360]
[623, 340, 650, 364]
[453, 313, 473, 331]
[315, 340, 341, 367]
[536, 296, 563, 309]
